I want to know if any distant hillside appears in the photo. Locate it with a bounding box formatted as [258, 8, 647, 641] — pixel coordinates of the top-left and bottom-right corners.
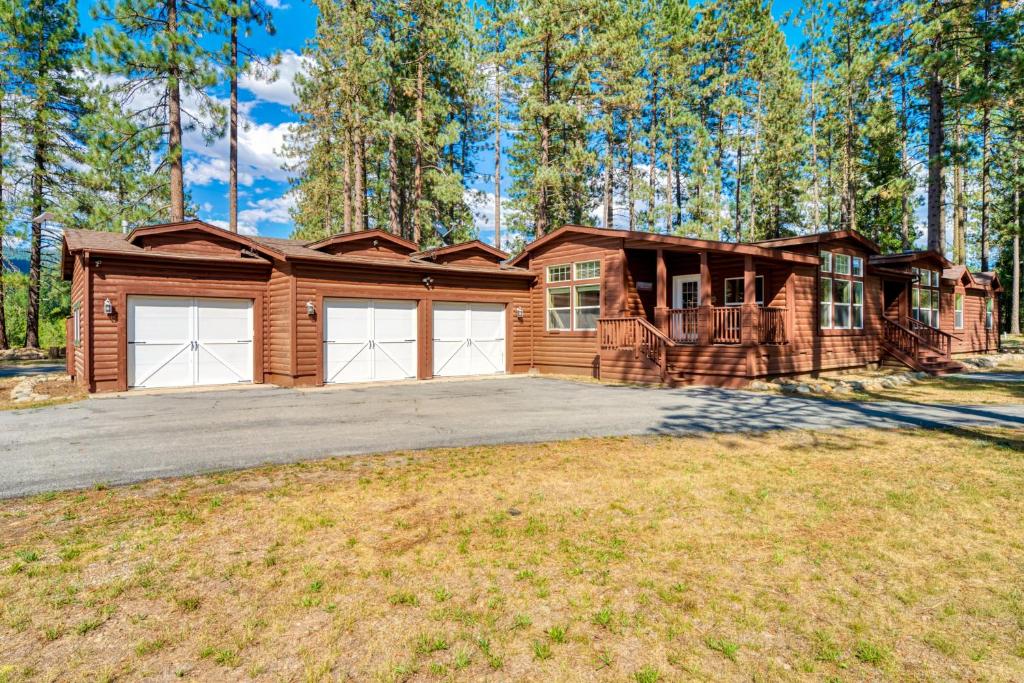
[3, 247, 30, 275]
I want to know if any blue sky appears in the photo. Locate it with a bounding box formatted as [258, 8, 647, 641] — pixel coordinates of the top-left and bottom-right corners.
[79, 0, 806, 241]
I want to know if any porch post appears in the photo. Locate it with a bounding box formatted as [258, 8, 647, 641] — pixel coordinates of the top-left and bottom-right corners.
[655, 248, 668, 333]
[698, 251, 713, 345]
[741, 255, 757, 346]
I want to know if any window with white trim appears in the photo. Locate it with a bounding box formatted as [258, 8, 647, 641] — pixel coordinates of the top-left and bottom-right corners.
[547, 264, 571, 283]
[547, 287, 571, 330]
[574, 285, 600, 330]
[819, 251, 864, 330]
[986, 297, 994, 329]
[820, 277, 832, 328]
[545, 261, 602, 331]
[574, 260, 600, 280]
[820, 251, 832, 273]
[954, 293, 964, 329]
[912, 268, 940, 328]
[723, 276, 764, 306]
[73, 304, 82, 347]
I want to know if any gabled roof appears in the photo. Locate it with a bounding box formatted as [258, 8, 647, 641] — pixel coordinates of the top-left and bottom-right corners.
[942, 265, 975, 287]
[412, 240, 509, 263]
[306, 228, 418, 254]
[125, 219, 283, 260]
[973, 271, 1002, 291]
[754, 229, 882, 254]
[509, 224, 819, 266]
[870, 249, 952, 269]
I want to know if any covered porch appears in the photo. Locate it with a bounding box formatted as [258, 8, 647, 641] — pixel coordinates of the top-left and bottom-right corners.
[601, 242, 804, 347]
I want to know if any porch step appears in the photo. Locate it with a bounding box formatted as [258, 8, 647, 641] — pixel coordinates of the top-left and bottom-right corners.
[665, 364, 692, 388]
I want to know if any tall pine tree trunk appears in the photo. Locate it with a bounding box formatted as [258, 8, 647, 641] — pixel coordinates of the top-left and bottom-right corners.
[1013, 178, 1020, 334]
[387, 86, 400, 235]
[28, 120, 44, 350]
[665, 131, 674, 232]
[648, 88, 658, 231]
[926, 70, 944, 253]
[734, 140, 743, 240]
[167, 0, 185, 223]
[536, 39, 551, 238]
[342, 131, 352, 233]
[229, 5, 238, 232]
[809, 72, 820, 232]
[412, 57, 424, 244]
[626, 120, 635, 231]
[0, 91, 7, 350]
[353, 122, 365, 231]
[952, 72, 965, 263]
[603, 125, 613, 228]
[899, 69, 912, 250]
[493, 71, 501, 249]
[980, 0, 993, 272]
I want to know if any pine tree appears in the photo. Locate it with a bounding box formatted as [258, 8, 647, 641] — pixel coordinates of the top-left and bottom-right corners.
[507, 0, 598, 238]
[10, 0, 85, 349]
[0, 0, 15, 349]
[213, 0, 275, 233]
[90, 0, 224, 223]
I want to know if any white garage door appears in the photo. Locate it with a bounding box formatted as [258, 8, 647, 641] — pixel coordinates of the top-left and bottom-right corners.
[324, 298, 418, 383]
[432, 302, 506, 377]
[128, 296, 253, 389]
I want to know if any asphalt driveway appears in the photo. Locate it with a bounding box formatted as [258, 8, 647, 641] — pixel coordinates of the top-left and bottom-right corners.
[3, 375, 1024, 498]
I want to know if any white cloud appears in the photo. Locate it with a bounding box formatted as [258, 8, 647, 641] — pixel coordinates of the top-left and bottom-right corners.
[265, 0, 290, 8]
[207, 218, 259, 237]
[185, 157, 257, 188]
[238, 192, 296, 227]
[239, 50, 307, 107]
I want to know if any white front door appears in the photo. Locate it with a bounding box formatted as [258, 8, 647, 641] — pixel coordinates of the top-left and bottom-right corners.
[672, 275, 701, 308]
[128, 296, 253, 389]
[323, 298, 418, 383]
[433, 302, 506, 377]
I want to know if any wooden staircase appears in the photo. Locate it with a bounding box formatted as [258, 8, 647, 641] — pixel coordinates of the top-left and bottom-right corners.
[597, 317, 690, 387]
[880, 317, 964, 375]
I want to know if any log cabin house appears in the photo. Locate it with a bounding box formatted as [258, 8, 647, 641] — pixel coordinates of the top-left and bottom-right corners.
[62, 220, 1001, 392]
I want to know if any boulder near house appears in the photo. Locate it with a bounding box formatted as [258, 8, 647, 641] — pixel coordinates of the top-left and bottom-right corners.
[61, 220, 1001, 393]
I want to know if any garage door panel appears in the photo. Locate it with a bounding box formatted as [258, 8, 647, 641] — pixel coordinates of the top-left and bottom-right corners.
[128, 295, 253, 389]
[323, 298, 417, 384]
[470, 304, 504, 339]
[432, 302, 505, 377]
[325, 299, 370, 342]
[374, 342, 416, 380]
[197, 342, 253, 384]
[325, 342, 372, 383]
[196, 298, 252, 342]
[129, 343, 192, 388]
[129, 297, 192, 343]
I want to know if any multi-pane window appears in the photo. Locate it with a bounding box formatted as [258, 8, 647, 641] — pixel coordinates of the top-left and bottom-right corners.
[547, 264, 571, 283]
[574, 260, 600, 280]
[986, 297, 994, 329]
[73, 305, 82, 347]
[723, 276, 764, 306]
[820, 251, 864, 330]
[954, 293, 964, 329]
[546, 261, 602, 331]
[912, 268, 940, 327]
[547, 287, 571, 330]
[574, 285, 600, 330]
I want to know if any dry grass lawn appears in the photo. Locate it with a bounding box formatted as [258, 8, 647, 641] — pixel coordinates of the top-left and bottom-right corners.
[2, 429, 1024, 682]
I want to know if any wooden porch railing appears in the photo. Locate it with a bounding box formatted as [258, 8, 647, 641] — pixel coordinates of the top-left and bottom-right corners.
[905, 317, 956, 358]
[668, 308, 699, 344]
[711, 307, 742, 344]
[758, 307, 787, 344]
[882, 317, 921, 362]
[599, 316, 675, 383]
[665, 306, 788, 345]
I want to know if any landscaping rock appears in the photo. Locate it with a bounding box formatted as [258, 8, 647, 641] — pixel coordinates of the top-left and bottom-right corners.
[0, 348, 47, 362]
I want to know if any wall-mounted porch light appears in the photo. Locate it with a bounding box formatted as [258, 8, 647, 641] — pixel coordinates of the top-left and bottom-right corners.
[306, 301, 316, 317]
[422, 276, 435, 288]
[103, 298, 114, 316]
[514, 306, 524, 319]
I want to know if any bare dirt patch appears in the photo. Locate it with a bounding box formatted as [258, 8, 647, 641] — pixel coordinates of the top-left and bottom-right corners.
[1, 429, 1023, 681]
[0, 375, 86, 411]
